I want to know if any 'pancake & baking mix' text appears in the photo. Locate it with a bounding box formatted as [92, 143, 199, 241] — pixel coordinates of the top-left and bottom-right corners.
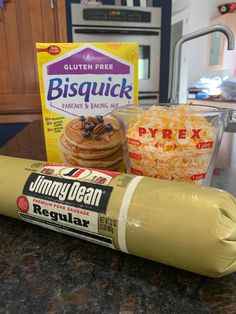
[36, 43, 138, 171]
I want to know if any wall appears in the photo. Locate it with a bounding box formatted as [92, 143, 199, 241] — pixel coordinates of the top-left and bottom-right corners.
[172, 0, 188, 14]
[170, 6, 190, 102]
[172, 0, 235, 101]
[185, 0, 224, 87]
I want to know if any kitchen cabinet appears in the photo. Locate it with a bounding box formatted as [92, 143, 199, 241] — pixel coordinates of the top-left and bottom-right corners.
[0, 0, 67, 118]
[208, 13, 236, 70]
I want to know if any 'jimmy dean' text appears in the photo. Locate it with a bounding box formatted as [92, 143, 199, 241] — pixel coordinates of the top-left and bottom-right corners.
[29, 175, 103, 206]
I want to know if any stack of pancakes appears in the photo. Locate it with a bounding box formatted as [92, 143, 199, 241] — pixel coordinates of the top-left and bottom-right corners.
[59, 116, 123, 170]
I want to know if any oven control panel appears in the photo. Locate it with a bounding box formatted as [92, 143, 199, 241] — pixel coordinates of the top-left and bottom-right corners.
[83, 9, 151, 23]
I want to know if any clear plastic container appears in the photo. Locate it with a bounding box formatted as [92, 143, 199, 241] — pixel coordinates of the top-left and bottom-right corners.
[112, 104, 230, 185]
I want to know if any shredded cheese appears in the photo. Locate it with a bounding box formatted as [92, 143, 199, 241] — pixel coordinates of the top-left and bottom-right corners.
[126, 104, 219, 184]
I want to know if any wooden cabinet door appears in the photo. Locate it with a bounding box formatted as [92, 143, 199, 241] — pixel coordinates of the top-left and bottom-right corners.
[0, 0, 67, 116]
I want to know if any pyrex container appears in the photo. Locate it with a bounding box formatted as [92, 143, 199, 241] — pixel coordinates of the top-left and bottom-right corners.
[112, 104, 229, 185]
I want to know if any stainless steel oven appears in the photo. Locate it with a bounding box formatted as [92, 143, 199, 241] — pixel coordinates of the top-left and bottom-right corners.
[66, 3, 170, 104]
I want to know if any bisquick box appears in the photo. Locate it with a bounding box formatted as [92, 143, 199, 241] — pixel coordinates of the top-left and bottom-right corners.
[36, 42, 138, 171]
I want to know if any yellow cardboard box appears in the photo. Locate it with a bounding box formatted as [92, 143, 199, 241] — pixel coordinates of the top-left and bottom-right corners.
[36, 42, 138, 170]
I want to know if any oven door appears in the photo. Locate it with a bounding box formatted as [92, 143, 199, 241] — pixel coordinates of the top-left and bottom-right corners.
[72, 27, 160, 94]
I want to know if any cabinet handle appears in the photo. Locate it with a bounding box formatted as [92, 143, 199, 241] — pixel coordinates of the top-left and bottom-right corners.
[0, 9, 3, 22]
[50, 0, 55, 9]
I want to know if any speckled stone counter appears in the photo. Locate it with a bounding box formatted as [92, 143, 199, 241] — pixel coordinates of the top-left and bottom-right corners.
[1, 215, 236, 314]
[0, 121, 236, 314]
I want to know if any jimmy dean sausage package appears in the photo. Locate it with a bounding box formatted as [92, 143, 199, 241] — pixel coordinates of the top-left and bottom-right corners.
[1, 155, 236, 278]
[36, 43, 138, 171]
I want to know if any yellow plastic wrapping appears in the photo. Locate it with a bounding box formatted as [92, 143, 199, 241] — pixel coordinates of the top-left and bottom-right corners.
[0, 155, 236, 277]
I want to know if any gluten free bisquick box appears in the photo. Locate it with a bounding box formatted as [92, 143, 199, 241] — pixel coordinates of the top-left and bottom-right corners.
[36, 43, 138, 170]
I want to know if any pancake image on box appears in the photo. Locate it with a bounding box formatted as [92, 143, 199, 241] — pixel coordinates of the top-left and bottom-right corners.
[59, 115, 123, 170]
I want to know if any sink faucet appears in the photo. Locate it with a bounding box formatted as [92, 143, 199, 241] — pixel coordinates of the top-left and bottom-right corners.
[170, 24, 235, 103]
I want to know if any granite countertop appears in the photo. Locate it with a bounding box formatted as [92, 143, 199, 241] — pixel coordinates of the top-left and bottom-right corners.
[211, 99, 236, 103]
[187, 98, 236, 110]
[189, 98, 236, 104]
[0, 121, 236, 314]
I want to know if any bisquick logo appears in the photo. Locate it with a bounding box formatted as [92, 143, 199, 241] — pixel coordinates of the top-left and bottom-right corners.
[42, 45, 134, 117]
[47, 76, 132, 102]
[23, 173, 113, 213]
